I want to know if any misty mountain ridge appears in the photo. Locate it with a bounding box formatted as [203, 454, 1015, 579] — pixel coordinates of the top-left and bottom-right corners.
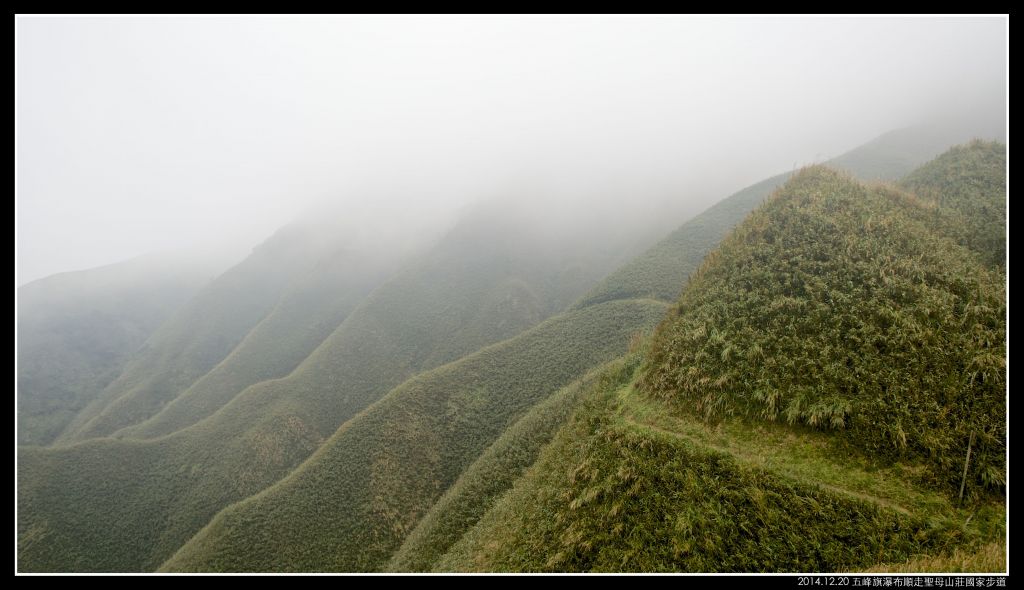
[432, 141, 1006, 573]
[16, 117, 1006, 573]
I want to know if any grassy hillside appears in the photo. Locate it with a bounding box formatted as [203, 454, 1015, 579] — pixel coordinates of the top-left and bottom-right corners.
[163, 132, 1003, 573]
[574, 174, 792, 309]
[437, 146, 1006, 572]
[438, 375, 1002, 572]
[898, 140, 1007, 267]
[17, 204, 637, 572]
[115, 245, 403, 439]
[119, 198, 639, 442]
[19, 129, 1003, 573]
[386, 355, 641, 572]
[58, 225, 330, 443]
[640, 164, 1005, 499]
[574, 122, 985, 311]
[17, 254, 214, 445]
[160, 299, 667, 572]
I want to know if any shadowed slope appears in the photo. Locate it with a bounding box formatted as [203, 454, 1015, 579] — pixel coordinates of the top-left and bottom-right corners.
[115, 245, 404, 439]
[58, 225, 330, 443]
[161, 299, 667, 572]
[438, 145, 1005, 572]
[18, 129, 1003, 573]
[17, 254, 216, 445]
[18, 202, 636, 572]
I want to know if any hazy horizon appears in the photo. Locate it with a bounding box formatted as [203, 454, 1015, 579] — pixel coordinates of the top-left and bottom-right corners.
[15, 15, 1007, 285]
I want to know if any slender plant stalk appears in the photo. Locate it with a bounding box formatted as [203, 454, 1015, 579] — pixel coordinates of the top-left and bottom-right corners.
[959, 431, 975, 506]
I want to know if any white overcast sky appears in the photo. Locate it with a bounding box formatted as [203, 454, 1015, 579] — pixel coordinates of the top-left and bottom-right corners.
[15, 16, 1007, 285]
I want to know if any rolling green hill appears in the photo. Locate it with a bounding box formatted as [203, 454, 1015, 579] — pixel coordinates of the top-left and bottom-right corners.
[574, 123, 978, 311]
[17, 254, 216, 446]
[385, 354, 641, 573]
[436, 373, 1002, 572]
[114, 245, 405, 440]
[897, 140, 1007, 267]
[17, 200, 641, 572]
[435, 145, 1006, 572]
[640, 161, 1005, 499]
[573, 174, 791, 309]
[17, 129, 1004, 573]
[57, 225, 333, 443]
[160, 299, 668, 572]
[158, 130, 998, 573]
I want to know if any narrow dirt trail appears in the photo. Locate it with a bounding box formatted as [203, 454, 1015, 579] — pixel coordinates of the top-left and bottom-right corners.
[622, 415, 913, 516]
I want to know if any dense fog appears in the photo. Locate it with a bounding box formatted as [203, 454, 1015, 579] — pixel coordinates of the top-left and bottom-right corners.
[16, 16, 1006, 285]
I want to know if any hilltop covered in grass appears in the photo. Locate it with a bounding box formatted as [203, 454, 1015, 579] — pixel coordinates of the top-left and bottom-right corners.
[435, 143, 1006, 572]
[575, 124, 976, 311]
[640, 159, 1005, 500]
[898, 140, 1007, 267]
[161, 132, 994, 573]
[17, 130, 1003, 573]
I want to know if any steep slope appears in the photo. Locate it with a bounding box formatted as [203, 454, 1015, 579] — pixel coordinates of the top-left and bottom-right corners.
[574, 174, 790, 309]
[828, 120, 1005, 182]
[17, 254, 215, 445]
[114, 245, 404, 439]
[17, 201, 637, 572]
[898, 140, 1007, 267]
[117, 196, 638, 442]
[58, 224, 331, 443]
[640, 164, 1005, 498]
[575, 121, 988, 311]
[437, 373, 1001, 572]
[161, 299, 668, 572]
[385, 355, 640, 572]
[18, 128, 1003, 573]
[159, 129, 994, 573]
[438, 147, 1006, 572]
[385, 128, 1009, 572]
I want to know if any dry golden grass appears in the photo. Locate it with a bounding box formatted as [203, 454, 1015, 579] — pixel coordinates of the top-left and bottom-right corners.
[858, 541, 1006, 573]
